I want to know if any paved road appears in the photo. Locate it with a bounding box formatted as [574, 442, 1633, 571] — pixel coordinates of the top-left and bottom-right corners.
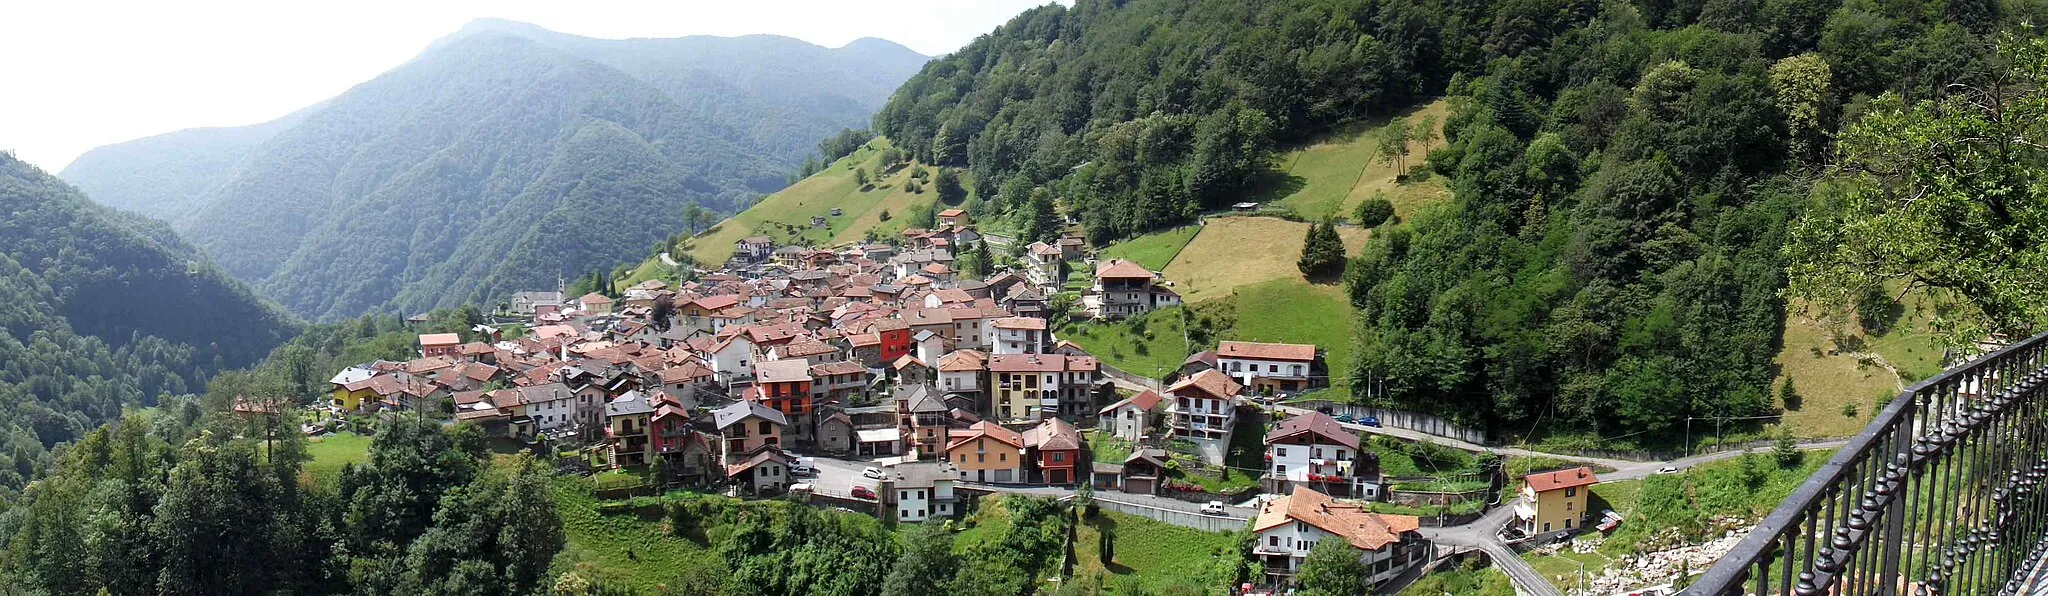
[1415, 506, 1563, 596]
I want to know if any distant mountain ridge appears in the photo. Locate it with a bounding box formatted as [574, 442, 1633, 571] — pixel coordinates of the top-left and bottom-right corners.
[58, 21, 927, 321]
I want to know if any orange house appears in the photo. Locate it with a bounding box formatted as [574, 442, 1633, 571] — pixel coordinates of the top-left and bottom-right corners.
[946, 421, 1025, 483]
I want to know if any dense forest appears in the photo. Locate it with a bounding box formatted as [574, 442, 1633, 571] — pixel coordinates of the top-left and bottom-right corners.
[61, 21, 928, 322]
[0, 412, 562, 596]
[0, 153, 298, 495]
[1340, 0, 2035, 440]
[876, 0, 2043, 442]
[876, 0, 1450, 243]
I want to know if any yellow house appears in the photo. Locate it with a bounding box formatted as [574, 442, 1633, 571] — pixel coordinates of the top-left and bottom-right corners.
[945, 421, 1025, 483]
[1516, 466, 1599, 536]
[329, 366, 379, 411]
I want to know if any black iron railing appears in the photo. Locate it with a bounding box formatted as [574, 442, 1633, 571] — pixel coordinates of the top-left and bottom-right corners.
[1687, 332, 2048, 595]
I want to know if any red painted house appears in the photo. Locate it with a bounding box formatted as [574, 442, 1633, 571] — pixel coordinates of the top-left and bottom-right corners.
[1024, 417, 1084, 485]
[751, 358, 816, 443]
[874, 319, 912, 364]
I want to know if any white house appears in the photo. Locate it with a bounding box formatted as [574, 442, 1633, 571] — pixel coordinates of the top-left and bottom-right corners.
[1097, 389, 1163, 442]
[1263, 412, 1371, 498]
[1217, 341, 1320, 394]
[704, 334, 757, 382]
[885, 461, 959, 523]
[937, 350, 987, 394]
[515, 383, 578, 431]
[991, 317, 1047, 355]
[1166, 369, 1240, 441]
[913, 329, 946, 367]
[1253, 487, 1424, 588]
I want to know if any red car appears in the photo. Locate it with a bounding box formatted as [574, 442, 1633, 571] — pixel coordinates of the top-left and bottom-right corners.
[851, 486, 876, 500]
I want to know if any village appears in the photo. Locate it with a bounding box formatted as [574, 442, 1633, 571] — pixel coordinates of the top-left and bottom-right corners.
[312, 210, 1621, 595]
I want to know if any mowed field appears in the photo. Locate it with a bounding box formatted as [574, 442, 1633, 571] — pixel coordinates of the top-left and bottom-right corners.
[1269, 98, 1452, 221]
[1771, 299, 1945, 438]
[1160, 216, 1368, 303]
[1099, 224, 1199, 270]
[675, 138, 937, 265]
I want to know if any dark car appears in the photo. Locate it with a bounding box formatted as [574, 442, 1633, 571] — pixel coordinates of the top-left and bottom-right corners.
[1359, 416, 1382, 427]
[1334, 414, 1357, 424]
[851, 486, 877, 500]
[1316, 406, 1335, 415]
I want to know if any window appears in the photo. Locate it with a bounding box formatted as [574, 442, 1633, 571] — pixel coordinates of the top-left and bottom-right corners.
[1276, 465, 1286, 473]
[917, 509, 926, 518]
[977, 453, 985, 463]
[918, 490, 926, 499]
[1565, 487, 1577, 497]
[1000, 453, 1008, 462]
[759, 421, 773, 434]
[901, 509, 910, 517]
[1543, 522, 1552, 532]
[1052, 452, 1065, 462]
[1565, 501, 1573, 511]
[1565, 518, 1574, 528]
[1269, 536, 1280, 546]
[1276, 447, 1287, 457]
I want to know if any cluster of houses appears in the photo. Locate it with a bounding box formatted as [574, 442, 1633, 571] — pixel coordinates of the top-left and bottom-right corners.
[318, 223, 1598, 592]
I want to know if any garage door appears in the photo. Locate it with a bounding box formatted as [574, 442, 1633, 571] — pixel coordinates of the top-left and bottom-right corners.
[993, 469, 1013, 483]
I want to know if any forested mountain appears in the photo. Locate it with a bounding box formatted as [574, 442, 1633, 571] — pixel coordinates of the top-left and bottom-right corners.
[58, 110, 311, 220]
[876, 0, 1447, 243]
[63, 22, 927, 322]
[0, 153, 298, 492]
[879, 0, 2036, 442]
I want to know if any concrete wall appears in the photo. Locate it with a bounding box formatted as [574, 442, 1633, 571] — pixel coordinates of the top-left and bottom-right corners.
[1094, 496, 1248, 533]
[1291, 400, 1489, 445]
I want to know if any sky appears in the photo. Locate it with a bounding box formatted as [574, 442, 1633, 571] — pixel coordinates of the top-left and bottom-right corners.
[0, 0, 1053, 173]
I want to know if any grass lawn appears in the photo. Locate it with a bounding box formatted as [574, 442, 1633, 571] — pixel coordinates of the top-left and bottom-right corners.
[1266, 99, 1453, 222]
[549, 478, 719, 591]
[1060, 308, 1194, 380]
[1087, 430, 1135, 464]
[1160, 216, 1367, 304]
[1522, 548, 1617, 592]
[1600, 450, 1832, 556]
[303, 432, 372, 484]
[665, 138, 937, 266]
[1225, 277, 1357, 394]
[1100, 225, 1201, 270]
[1773, 299, 1945, 439]
[955, 494, 1018, 549]
[1072, 510, 1241, 593]
[1401, 561, 1517, 596]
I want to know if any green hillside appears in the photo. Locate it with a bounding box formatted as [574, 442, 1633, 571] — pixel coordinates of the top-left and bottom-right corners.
[0, 153, 299, 487]
[639, 138, 940, 271]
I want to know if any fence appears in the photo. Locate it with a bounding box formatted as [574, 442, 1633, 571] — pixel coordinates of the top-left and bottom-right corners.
[1289, 399, 1490, 445]
[1094, 496, 1249, 533]
[1688, 331, 2048, 595]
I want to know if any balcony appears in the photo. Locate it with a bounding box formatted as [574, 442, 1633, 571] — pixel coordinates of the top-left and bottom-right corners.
[1690, 331, 2048, 595]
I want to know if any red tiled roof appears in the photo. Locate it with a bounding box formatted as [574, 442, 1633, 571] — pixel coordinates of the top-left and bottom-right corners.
[1525, 467, 1600, 493]
[419, 333, 461, 347]
[1095, 259, 1154, 280]
[1218, 341, 1317, 362]
[1255, 487, 1418, 551]
[1265, 411, 1360, 450]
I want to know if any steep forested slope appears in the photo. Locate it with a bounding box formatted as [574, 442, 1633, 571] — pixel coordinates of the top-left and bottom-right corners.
[875, 0, 1448, 243]
[63, 22, 927, 322]
[873, 0, 2034, 443]
[0, 153, 297, 488]
[1338, 0, 2026, 442]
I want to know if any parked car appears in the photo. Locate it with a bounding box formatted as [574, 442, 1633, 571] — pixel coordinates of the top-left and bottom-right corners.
[789, 462, 817, 476]
[861, 466, 885, 480]
[851, 486, 876, 500]
[1316, 406, 1335, 415]
[1199, 501, 1227, 515]
[1334, 414, 1357, 424]
[1358, 416, 1382, 427]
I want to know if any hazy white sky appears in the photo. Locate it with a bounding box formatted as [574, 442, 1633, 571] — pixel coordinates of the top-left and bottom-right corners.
[0, 0, 1052, 172]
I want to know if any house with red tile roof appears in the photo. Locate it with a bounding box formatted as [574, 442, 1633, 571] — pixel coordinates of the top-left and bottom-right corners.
[1253, 486, 1425, 588]
[1089, 259, 1180, 319]
[1217, 340, 1323, 394]
[1517, 466, 1600, 538]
